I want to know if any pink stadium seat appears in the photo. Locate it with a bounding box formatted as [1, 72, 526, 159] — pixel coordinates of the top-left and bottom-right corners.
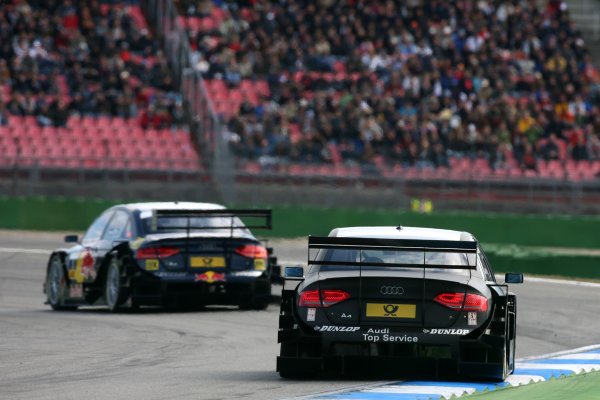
[255, 81, 270, 97]
[211, 6, 226, 23]
[200, 17, 217, 31]
[132, 7, 148, 28]
[508, 167, 523, 177]
[187, 17, 201, 31]
[473, 159, 492, 176]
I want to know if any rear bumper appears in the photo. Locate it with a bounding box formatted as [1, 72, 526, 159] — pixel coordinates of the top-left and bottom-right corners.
[129, 272, 271, 306]
[277, 328, 506, 378]
[276, 354, 505, 379]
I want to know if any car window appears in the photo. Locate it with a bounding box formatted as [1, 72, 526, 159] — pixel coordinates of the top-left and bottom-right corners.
[317, 249, 474, 267]
[102, 211, 131, 241]
[82, 211, 114, 243]
[141, 215, 249, 235]
[477, 249, 495, 282]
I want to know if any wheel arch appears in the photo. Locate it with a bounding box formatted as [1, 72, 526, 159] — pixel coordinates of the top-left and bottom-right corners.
[95, 242, 135, 286]
[45, 251, 69, 292]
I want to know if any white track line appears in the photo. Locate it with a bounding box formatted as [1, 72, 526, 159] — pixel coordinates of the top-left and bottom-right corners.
[281, 259, 600, 287]
[364, 385, 476, 396]
[0, 247, 52, 255]
[522, 276, 600, 288]
[519, 344, 600, 362]
[515, 363, 600, 373]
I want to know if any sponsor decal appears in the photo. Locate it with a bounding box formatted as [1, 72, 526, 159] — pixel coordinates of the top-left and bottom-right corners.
[422, 328, 470, 335]
[468, 312, 477, 326]
[314, 326, 419, 343]
[314, 325, 360, 332]
[307, 308, 316, 322]
[190, 256, 225, 268]
[80, 250, 96, 279]
[129, 237, 145, 250]
[73, 249, 96, 283]
[253, 259, 266, 271]
[70, 284, 83, 298]
[155, 271, 187, 278]
[363, 333, 418, 343]
[380, 286, 404, 295]
[366, 303, 416, 318]
[145, 259, 159, 271]
[194, 271, 226, 283]
[362, 328, 418, 343]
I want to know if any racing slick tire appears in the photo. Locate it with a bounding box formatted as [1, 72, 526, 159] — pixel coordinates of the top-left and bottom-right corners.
[46, 255, 77, 311]
[507, 301, 517, 375]
[508, 334, 516, 375]
[104, 257, 129, 312]
[496, 340, 508, 381]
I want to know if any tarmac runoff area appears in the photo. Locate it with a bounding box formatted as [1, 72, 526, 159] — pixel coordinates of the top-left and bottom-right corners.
[0, 231, 599, 400]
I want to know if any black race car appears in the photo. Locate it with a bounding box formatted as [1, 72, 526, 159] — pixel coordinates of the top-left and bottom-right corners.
[44, 202, 278, 311]
[277, 226, 523, 380]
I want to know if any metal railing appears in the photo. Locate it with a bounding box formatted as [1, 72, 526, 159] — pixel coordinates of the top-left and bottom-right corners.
[2, 158, 600, 214]
[142, 0, 236, 203]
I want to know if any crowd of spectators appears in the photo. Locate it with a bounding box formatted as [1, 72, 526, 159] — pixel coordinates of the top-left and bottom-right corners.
[0, 0, 185, 130]
[179, 0, 600, 171]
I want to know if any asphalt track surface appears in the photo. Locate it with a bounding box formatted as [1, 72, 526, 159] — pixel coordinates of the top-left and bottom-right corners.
[1, 231, 599, 400]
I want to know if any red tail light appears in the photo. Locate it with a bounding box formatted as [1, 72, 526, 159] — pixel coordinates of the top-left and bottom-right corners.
[298, 289, 351, 308]
[434, 292, 488, 312]
[136, 246, 180, 259]
[235, 245, 268, 259]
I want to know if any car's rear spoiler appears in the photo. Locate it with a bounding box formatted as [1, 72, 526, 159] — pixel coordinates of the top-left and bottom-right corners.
[308, 236, 478, 269]
[151, 209, 272, 231]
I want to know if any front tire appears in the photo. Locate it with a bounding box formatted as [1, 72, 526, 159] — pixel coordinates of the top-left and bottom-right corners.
[104, 258, 128, 312]
[46, 255, 77, 311]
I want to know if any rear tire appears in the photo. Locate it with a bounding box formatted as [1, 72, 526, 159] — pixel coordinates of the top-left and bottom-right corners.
[46, 255, 77, 311]
[104, 258, 128, 312]
[494, 340, 509, 382]
[502, 341, 508, 380]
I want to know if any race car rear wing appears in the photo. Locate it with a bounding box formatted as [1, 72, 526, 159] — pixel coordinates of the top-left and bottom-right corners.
[151, 209, 272, 232]
[308, 236, 478, 269]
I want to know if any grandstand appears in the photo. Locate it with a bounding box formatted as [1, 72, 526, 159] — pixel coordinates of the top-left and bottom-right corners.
[174, 0, 600, 181]
[0, 0, 599, 197]
[0, 0, 198, 171]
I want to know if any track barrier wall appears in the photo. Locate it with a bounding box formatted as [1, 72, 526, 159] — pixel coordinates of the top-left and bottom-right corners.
[2, 197, 599, 279]
[1, 197, 600, 246]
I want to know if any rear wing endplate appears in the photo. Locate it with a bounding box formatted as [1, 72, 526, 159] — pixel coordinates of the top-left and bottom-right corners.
[151, 209, 272, 231]
[308, 236, 478, 269]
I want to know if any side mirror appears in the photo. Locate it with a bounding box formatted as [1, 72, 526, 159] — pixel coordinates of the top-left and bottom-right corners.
[64, 235, 79, 243]
[505, 272, 524, 284]
[284, 266, 304, 279]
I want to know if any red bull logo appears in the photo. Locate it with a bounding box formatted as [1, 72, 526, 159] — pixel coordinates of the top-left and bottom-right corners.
[194, 271, 226, 284]
[81, 250, 95, 278]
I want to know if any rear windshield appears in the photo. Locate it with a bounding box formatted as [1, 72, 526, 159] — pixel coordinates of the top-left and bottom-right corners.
[141, 216, 250, 235]
[315, 248, 476, 267]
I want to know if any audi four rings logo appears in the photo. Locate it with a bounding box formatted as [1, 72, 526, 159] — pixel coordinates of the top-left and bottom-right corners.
[380, 286, 404, 295]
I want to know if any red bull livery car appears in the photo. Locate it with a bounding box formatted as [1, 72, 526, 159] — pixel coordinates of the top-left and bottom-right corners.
[277, 226, 523, 380]
[44, 202, 277, 311]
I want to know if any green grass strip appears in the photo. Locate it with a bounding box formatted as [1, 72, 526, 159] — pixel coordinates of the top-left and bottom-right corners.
[465, 371, 600, 399]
